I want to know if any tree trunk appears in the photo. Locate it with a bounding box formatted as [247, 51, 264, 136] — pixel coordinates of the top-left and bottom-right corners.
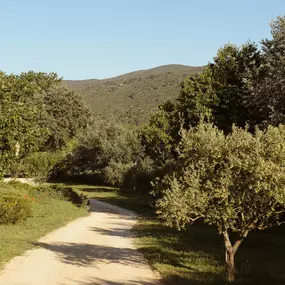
[223, 231, 246, 282]
[225, 248, 235, 282]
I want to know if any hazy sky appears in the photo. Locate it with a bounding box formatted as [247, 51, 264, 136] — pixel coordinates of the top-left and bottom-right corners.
[1, 0, 284, 79]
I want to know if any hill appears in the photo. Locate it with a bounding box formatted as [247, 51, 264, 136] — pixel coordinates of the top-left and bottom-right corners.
[64, 64, 204, 125]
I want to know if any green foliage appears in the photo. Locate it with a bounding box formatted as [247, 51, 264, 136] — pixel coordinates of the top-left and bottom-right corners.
[143, 17, 285, 169]
[0, 72, 48, 176]
[0, 194, 31, 224]
[141, 107, 176, 166]
[0, 71, 91, 177]
[175, 42, 262, 133]
[157, 122, 285, 232]
[124, 156, 155, 192]
[178, 67, 216, 127]
[51, 185, 88, 208]
[246, 16, 285, 128]
[65, 65, 203, 125]
[27, 184, 88, 208]
[50, 120, 143, 188]
[102, 161, 135, 187]
[40, 85, 91, 150]
[141, 43, 262, 168]
[10, 151, 63, 180]
[10, 141, 77, 181]
[155, 122, 285, 280]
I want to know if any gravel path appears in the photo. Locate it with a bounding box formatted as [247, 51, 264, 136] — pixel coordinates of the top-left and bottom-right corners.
[0, 199, 161, 285]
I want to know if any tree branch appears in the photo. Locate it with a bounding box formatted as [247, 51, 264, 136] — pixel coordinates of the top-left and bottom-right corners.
[223, 231, 233, 252]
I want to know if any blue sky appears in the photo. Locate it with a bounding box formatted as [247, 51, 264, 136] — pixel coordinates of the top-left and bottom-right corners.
[0, 0, 284, 79]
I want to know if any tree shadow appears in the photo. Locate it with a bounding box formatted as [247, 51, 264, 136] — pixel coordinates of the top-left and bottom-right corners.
[33, 242, 145, 268]
[89, 199, 137, 219]
[134, 221, 285, 285]
[90, 226, 134, 238]
[69, 276, 162, 285]
[80, 187, 120, 193]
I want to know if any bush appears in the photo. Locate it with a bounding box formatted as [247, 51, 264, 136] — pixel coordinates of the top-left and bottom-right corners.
[124, 157, 154, 192]
[10, 151, 70, 181]
[37, 185, 88, 208]
[103, 161, 134, 187]
[0, 194, 32, 224]
[54, 185, 88, 208]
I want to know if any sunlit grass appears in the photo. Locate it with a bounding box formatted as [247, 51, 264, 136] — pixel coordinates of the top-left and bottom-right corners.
[0, 182, 87, 268]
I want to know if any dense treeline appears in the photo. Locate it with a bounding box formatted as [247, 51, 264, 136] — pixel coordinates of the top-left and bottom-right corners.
[1, 15, 285, 282]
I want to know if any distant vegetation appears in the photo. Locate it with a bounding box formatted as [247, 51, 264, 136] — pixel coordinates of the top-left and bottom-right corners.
[64, 65, 203, 125]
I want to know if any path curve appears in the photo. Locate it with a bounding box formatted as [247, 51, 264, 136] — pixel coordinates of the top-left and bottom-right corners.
[0, 199, 161, 285]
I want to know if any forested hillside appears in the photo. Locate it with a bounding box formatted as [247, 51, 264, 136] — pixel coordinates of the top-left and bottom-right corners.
[64, 64, 203, 124]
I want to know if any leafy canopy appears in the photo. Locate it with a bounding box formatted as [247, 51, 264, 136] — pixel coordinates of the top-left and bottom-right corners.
[156, 123, 285, 236]
[0, 71, 91, 177]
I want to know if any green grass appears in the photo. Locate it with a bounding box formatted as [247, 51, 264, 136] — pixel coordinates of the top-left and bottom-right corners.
[71, 184, 285, 285]
[0, 182, 88, 267]
[73, 184, 154, 215]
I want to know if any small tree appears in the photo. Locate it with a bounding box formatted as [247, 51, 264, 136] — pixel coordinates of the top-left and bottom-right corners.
[155, 123, 285, 281]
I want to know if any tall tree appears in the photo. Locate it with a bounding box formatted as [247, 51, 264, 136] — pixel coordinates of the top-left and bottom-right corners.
[247, 16, 285, 128]
[0, 71, 91, 177]
[0, 72, 47, 176]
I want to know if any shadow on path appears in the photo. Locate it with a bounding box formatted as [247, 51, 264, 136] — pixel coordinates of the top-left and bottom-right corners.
[33, 242, 145, 268]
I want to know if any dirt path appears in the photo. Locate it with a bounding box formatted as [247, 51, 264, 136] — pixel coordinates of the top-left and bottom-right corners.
[0, 200, 161, 285]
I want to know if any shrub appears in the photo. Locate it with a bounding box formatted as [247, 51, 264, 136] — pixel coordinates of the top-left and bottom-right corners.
[103, 161, 134, 187]
[55, 186, 88, 208]
[124, 157, 154, 192]
[10, 150, 70, 181]
[0, 194, 32, 224]
[37, 185, 88, 208]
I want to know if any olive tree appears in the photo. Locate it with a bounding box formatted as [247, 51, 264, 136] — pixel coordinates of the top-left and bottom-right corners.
[155, 123, 285, 281]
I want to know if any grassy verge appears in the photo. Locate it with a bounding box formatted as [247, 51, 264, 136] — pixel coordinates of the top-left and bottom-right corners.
[0, 182, 88, 268]
[67, 184, 285, 285]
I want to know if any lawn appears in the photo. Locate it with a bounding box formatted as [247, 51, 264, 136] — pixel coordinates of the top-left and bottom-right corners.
[0, 182, 88, 268]
[72, 184, 285, 285]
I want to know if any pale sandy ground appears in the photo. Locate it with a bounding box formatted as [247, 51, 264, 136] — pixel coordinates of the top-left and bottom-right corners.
[0, 200, 161, 285]
[3, 178, 37, 186]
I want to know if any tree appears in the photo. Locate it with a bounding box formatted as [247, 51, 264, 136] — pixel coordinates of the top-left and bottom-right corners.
[142, 42, 262, 170]
[0, 72, 48, 177]
[176, 42, 262, 133]
[246, 16, 285, 128]
[40, 84, 91, 150]
[177, 66, 216, 128]
[155, 122, 285, 281]
[17, 71, 91, 151]
[141, 104, 176, 166]
[0, 71, 91, 178]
